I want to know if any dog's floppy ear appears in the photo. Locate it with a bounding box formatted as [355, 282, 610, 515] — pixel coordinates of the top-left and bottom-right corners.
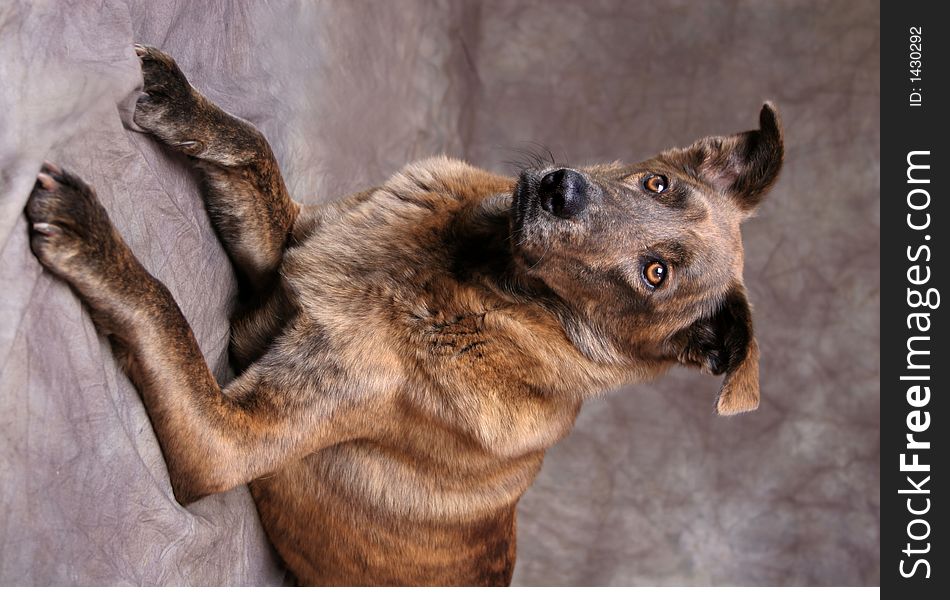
[672, 285, 760, 415]
[686, 102, 784, 212]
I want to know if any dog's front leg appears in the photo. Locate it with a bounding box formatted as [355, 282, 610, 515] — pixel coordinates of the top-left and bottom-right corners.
[132, 45, 299, 295]
[25, 164, 368, 504]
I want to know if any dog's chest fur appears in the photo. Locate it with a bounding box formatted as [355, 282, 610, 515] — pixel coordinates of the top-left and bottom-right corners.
[239, 158, 600, 584]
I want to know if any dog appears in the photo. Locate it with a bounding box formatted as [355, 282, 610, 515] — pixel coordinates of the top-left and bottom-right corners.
[24, 45, 783, 585]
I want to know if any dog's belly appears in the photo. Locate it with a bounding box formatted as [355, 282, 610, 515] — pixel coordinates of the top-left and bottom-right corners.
[248, 443, 521, 586]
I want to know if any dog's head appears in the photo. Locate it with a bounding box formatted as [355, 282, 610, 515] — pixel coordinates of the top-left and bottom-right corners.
[511, 104, 784, 415]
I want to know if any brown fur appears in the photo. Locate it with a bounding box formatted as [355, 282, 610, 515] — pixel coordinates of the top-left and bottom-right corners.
[24, 45, 784, 585]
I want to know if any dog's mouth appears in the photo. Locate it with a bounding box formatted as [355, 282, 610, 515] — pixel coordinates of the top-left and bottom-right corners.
[511, 170, 540, 247]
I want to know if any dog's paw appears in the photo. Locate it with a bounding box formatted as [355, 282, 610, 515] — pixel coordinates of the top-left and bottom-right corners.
[25, 162, 119, 281]
[133, 44, 205, 154]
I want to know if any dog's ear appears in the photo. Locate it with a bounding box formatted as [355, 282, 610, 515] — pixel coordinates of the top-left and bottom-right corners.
[685, 102, 784, 212]
[672, 285, 760, 415]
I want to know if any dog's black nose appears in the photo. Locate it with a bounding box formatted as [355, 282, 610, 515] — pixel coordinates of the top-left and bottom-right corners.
[538, 169, 588, 218]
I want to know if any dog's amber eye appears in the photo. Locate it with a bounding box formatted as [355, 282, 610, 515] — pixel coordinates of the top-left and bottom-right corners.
[643, 174, 668, 193]
[643, 261, 667, 288]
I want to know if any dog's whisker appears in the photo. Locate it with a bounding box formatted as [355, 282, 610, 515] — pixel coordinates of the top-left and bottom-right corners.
[526, 243, 550, 271]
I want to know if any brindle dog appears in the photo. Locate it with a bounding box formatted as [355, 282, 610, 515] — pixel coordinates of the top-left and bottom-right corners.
[24, 45, 783, 585]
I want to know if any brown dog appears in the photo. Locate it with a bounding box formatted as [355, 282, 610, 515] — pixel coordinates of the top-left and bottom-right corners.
[24, 45, 783, 585]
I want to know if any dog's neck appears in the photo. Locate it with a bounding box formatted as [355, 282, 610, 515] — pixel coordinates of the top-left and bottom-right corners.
[441, 193, 546, 300]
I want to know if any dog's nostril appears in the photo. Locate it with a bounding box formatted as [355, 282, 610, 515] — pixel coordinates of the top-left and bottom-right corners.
[538, 169, 588, 218]
[538, 170, 564, 199]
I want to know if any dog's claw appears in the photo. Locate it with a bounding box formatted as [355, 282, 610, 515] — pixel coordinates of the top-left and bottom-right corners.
[42, 161, 62, 176]
[173, 140, 204, 154]
[36, 172, 57, 191]
[31, 222, 61, 236]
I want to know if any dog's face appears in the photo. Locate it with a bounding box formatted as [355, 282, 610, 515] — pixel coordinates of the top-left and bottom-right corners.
[511, 104, 784, 414]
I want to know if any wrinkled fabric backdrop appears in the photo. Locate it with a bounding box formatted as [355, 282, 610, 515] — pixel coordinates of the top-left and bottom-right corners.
[0, 0, 879, 586]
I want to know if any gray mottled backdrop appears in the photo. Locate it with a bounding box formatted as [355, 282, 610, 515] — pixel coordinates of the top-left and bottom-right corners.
[0, 0, 879, 586]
